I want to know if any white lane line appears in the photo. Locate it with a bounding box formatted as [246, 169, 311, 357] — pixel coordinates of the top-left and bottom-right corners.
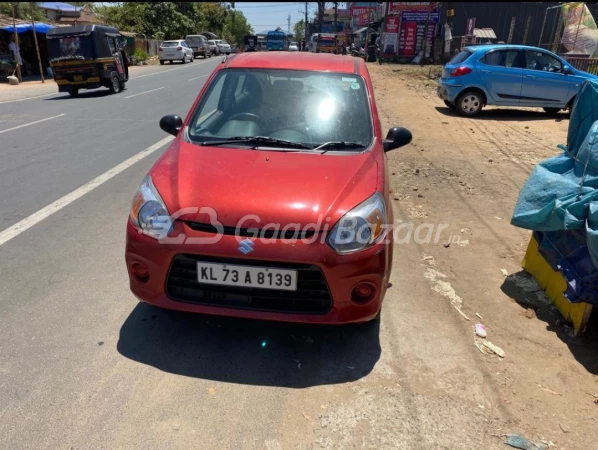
[0, 92, 56, 105]
[124, 87, 164, 99]
[188, 74, 209, 82]
[132, 58, 216, 79]
[0, 113, 65, 135]
[0, 135, 174, 247]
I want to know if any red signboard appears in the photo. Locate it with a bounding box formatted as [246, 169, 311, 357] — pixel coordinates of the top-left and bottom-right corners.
[403, 22, 417, 56]
[357, 11, 371, 26]
[390, 2, 434, 14]
[385, 16, 400, 34]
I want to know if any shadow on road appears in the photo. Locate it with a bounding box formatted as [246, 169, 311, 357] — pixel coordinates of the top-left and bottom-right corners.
[501, 270, 598, 375]
[435, 106, 568, 122]
[44, 90, 114, 100]
[117, 302, 381, 388]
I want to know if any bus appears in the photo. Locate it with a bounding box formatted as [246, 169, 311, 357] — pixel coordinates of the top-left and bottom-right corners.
[315, 33, 337, 53]
[266, 30, 287, 51]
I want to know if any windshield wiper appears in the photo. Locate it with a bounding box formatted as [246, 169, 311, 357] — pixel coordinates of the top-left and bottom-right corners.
[199, 136, 312, 149]
[310, 141, 366, 152]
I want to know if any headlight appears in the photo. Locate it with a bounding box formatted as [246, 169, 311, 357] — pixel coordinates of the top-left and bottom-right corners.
[327, 192, 387, 254]
[129, 175, 172, 239]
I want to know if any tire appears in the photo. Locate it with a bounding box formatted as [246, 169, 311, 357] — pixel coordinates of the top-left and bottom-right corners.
[109, 75, 121, 94]
[169, 60, 172, 64]
[444, 100, 456, 109]
[182, 56, 187, 64]
[69, 88, 79, 98]
[160, 60, 164, 65]
[120, 81, 126, 90]
[543, 107, 561, 115]
[456, 90, 484, 117]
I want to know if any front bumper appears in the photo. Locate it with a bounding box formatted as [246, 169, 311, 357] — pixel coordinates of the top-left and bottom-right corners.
[125, 220, 392, 324]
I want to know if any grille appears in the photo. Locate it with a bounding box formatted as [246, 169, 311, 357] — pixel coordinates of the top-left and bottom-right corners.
[166, 254, 332, 314]
[182, 220, 317, 240]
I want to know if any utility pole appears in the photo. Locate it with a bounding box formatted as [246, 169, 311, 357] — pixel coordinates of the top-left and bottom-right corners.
[288, 14, 291, 35]
[334, 2, 338, 35]
[305, 2, 309, 45]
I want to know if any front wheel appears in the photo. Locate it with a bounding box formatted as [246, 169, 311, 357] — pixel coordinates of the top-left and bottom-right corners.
[543, 107, 561, 116]
[444, 100, 456, 109]
[456, 90, 484, 117]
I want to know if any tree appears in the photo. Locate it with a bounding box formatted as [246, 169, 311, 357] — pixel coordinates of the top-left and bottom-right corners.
[293, 19, 305, 42]
[197, 3, 228, 35]
[0, 2, 44, 20]
[317, 2, 325, 33]
[222, 9, 252, 45]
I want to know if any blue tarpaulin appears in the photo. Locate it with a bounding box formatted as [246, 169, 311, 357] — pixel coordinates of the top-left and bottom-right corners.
[38, 2, 81, 13]
[511, 79, 598, 306]
[2, 23, 55, 34]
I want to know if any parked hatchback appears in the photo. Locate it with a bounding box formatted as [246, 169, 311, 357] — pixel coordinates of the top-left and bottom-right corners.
[437, 44, 598, 117]
[125, 52, 412, 325]
[158, 40, 194, 65]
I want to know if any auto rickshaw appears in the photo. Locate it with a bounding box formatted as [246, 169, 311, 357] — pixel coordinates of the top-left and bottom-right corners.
[244, 35, 257, 52]
[46, 25, 129, 97]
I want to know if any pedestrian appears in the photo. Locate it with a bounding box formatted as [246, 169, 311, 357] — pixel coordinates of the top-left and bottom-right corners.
[9, 34, 23, 76]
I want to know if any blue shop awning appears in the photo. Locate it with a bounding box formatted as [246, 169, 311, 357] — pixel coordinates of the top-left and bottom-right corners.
[2, 23, 55, 34]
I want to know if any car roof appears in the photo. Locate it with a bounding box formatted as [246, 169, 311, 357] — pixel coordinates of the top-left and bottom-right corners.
[224, 52, 361, 74]
[466, 44, 553, 53]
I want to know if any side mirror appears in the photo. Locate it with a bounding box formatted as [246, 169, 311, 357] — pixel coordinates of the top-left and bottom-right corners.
[160, 114, 183, 136]
[383, 127, 412, 152]
[563, 66, 574, 75]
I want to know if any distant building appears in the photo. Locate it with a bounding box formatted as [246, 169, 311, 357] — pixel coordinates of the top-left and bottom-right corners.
[38, 2, 104, 26]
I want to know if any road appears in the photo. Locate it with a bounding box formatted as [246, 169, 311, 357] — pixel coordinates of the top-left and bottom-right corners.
[2, 58, 573, 450]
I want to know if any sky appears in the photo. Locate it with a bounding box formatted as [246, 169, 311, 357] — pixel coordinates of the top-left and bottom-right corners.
[235, 2, 347, 35]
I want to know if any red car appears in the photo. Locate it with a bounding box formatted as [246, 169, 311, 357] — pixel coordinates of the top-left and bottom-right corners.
[125, 52, 412, 324]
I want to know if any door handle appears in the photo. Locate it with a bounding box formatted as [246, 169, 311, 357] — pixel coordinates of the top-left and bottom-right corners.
[526, 74, 537, 78]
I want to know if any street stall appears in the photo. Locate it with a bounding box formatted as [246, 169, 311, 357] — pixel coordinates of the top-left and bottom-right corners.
[511, 80, 598, 335]
[1, 21, 55, 80]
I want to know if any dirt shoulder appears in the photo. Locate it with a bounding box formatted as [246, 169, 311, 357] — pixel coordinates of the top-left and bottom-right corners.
[368, 63, 598, 449]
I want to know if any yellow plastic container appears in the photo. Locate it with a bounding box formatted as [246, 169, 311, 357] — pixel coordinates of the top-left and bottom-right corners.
[522, 235, 593, 335]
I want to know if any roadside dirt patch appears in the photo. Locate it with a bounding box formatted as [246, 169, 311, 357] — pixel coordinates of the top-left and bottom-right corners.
[368, 62, 598, 450]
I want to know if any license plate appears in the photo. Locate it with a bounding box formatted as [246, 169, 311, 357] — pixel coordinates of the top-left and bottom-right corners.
[197, 262, 297, 291]
[74, 75, 82, 81]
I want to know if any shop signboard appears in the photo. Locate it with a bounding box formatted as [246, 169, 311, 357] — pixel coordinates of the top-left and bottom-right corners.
[389, 2, 434, 14]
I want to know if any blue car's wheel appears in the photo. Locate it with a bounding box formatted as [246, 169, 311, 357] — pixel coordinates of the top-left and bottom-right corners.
[456, 90, 484, 117]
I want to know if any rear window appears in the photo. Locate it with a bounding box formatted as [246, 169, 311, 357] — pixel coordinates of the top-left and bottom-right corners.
[162, 42, 179, 47]
[448, 50, 472, 65]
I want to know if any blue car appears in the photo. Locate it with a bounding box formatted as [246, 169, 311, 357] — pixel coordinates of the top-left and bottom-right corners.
[437, 44, 598, 117]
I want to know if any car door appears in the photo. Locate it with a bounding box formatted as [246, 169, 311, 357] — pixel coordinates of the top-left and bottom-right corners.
[519, 50, 572, 107]
[476, 48, 524, 105]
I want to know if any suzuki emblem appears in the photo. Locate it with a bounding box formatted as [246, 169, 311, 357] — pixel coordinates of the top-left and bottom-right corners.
[238, 239, 254, 255]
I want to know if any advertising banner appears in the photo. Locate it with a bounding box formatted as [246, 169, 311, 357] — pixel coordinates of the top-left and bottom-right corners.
[383, 32, 398, 56]
[560, 2, 598, 57]
[390, 2, 434, 14]
[400, 11, 440, 23]
[385, 16, 400, 33]
[403, 22, 417, 56]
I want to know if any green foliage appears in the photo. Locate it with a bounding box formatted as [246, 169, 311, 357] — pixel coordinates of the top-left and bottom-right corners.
[0, 2, 45, 21]
[96, 2, 250, 43]
[222, 10, 252, 46]
[293, 19, 306, 41]
[134, 47, 148, 62]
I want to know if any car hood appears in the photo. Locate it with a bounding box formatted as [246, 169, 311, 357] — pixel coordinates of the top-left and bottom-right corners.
[150, 139, 379, 231]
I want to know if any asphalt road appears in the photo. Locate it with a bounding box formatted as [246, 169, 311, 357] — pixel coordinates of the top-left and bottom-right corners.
[0, 57, 506, 450]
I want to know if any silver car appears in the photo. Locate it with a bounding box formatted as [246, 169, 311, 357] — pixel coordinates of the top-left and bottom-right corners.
[207, 40, 220, 56]
[158, 40, 194, 65]
[214, 39, 231, 55]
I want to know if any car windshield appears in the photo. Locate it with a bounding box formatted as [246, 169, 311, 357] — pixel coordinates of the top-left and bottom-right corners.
[187, 68, 373, 150]
[162, 42, 179, 47]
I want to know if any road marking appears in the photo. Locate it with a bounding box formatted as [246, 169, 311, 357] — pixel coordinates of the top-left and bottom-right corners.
[132, 58, 217, 79]
[0, 92, 56, 105]
[0, 113, 65, 135]
[188, 74, 208, 81]
[124, 87, 164, 99]
[0, 135, 174, 247]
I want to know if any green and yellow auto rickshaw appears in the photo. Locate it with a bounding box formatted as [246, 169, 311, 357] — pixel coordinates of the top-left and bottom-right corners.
[46, 24, 129, 97]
